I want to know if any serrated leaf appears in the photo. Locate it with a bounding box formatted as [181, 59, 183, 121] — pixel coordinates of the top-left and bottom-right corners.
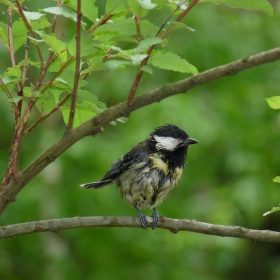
[1, 76, 21, 85]
[149, 50, 198, 74]
[127, 0, 149, 17]
[29, 16, 51, 30]
[94, 18, 137, 36]
[35, 31, 68, 64]
[135, 37, 163, 52]
[23, 11, 45, 22]
[168, 21, 195, 32]
[203, 0, 273, 16]
[106, 0, 128, 14]
[141, 20, 159, 38]
[12, 20, 28, 53]
[4, 65, 22, 78]
[81, 55, 106, 74]
[0, 0, 16, 7]
[60, 106, 98, 128]
[104, 60, 131, 70]
[23, 86, 34, 97]
[131, 54, 148, 66]
[266, 96, 280, 109]
[41, 7, 78, 22]
[68, 30, 97, 57]
[7, 96, 23, 105]
[35, 90, 55, 113]
[0, 22, 8, 46]
[141, 65, 153, 74]
[273, 176, 280, 183]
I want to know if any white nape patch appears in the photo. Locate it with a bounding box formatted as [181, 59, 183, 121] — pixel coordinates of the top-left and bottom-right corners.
[154, 136, 180, 151]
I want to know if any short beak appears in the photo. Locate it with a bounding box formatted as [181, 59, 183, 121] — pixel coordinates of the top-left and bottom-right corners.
[181, 138, 199, 146]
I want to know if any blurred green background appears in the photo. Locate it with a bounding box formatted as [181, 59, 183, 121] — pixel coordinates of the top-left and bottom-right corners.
[1, 1, 280, 279]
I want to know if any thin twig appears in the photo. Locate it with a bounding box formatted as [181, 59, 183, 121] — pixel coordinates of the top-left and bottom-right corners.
[134, 15, 142, 42]
[127, 0, 199, 104]
[7, 7, 16, 67]
[1, 216, 280, 243]
[23, 93, 71, 136]
[66, 0, 82, 130]
[87, 13, 114, 35]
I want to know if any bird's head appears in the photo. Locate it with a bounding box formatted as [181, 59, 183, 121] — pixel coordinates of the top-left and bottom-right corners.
[150, 124, 198, 152]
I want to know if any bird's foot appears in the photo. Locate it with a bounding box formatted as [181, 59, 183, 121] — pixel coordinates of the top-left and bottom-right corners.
[151, 208, 159, 230]
[135, 207, 148, 229]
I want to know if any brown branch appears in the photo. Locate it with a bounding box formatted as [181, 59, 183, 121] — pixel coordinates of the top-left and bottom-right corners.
[66, 0, 82, 130]
[127, 0, 199, 104]
[0, 47, 280, 214]
[7, 7, 16, 67]
[1, 216, 280, 243]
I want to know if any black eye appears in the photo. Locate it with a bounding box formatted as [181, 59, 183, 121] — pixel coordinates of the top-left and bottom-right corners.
[172, 133, 178, 138]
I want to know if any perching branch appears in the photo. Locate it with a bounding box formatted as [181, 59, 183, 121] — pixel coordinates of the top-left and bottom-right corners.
[1, 216, 280, 243]
[0, 47, 280, 215]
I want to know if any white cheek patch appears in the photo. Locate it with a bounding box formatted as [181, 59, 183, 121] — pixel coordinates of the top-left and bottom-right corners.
[154, 136, 180, 151]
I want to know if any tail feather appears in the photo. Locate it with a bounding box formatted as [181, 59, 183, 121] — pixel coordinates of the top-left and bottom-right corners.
[80, 179, 113, 189]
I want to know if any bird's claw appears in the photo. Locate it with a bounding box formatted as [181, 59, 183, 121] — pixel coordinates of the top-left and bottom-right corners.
[151, 208, 159, 230]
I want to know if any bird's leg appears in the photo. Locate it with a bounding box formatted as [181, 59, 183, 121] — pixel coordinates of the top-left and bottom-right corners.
[151, 208, 159, 230]
[134, 206, 148, 229]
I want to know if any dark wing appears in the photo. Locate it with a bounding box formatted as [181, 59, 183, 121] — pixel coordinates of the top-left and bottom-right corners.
[102, 140, 149, 181]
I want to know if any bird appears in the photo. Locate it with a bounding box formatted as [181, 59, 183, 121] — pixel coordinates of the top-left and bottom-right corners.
[80, 124, 198, 229]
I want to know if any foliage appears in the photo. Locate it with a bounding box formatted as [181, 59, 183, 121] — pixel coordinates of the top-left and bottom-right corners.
[0, 0, 279, 280]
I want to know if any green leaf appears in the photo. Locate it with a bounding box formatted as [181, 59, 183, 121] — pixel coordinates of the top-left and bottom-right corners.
[149, 50, 198, 74]
[138, 0, 157, 10]
[127, 0, 150, 17]
[106, 0, 128, 14]
[130, 54, 148, 66]
[94, 18, 137, 36]
[23, 86, 34, 97]
[35, 90, 55, 113]
[4, 65, 22, 78]
[68, 30, 97, 57]
[266, 96, 280, 109]
[12, 20, 28, 53]
[273, 176, 280, 183]
[35, 31, 68, 64]
[141, 65, 153, 74]
[104, 60, 131, 70]
[168, 21, 195, 32]
[1, 76, 21, 85]
[0, 22, 8, 46]
[41, 7, 78, 22]
[60, 106, 98, 128]
[134, 37, 163, 52]
[7, 96, 23, 105]
[141, 20, 159, 38]
[81, 55, 106, 74]
[29, 16, 51, 30]
[23, 11, 45, 22]
[263, 206, 280, 216]
[204, 0, 273, 16]
[0, 0, 16, 7]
